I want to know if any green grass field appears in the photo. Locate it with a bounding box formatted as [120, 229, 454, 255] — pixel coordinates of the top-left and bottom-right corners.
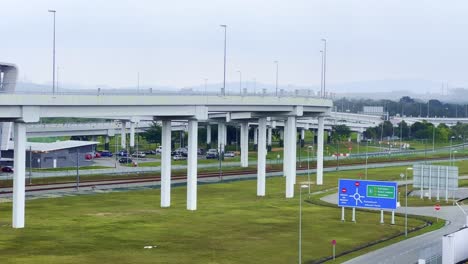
[0, 167, 441, 264]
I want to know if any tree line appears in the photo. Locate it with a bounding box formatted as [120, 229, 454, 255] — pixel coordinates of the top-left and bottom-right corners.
[335, 96, 468, 118]
[363, 121, 468, 142]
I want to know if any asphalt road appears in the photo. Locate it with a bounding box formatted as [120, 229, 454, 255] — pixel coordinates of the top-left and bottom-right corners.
[321, 179, 468, 264]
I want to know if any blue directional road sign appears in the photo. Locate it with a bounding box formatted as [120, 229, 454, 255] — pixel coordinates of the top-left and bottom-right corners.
[338, 179, 398, 210]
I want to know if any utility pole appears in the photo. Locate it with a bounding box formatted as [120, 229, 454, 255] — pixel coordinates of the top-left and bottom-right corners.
[220, 25, 227, 96]
[48, 10, 57, 94]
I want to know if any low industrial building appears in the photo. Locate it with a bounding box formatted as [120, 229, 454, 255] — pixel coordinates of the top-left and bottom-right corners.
[0, 140, 99, 169]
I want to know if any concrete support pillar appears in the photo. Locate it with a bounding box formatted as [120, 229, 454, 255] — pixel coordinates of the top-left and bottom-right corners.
[240, 122, 249, 167]
[217, 123, 225, 152]
[253, 127, 258, 145]
[224, 124, 228, 147]
[317, 116, 325, 185]
[285, 116, 297, 198]
[257, 118, 267, 196]
[267, 127, 272, 149]
[129, 122, 136, 148]
[13, 122, 26, 228]
[187, 120, 198, 210]
[105, 135, 110, 150]
[206, 125, 211, 144]
[161, 120, 172, 208]
[120, 121, 126, 149]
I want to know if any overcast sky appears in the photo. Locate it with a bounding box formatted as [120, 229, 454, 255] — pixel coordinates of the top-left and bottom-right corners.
[2, 0, 468, 91]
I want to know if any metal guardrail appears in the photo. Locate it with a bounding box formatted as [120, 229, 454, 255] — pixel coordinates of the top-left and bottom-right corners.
[0, 88, 335, 99]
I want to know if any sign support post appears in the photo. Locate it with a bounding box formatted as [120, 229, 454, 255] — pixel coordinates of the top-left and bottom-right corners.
[352, 207, 356, 222]
[341, 207, 345, 222]
[380, 210, 384, 224]
[391, 210, 395, 225]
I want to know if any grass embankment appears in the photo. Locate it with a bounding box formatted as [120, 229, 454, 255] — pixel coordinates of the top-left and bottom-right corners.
[0, 170, 440, 264]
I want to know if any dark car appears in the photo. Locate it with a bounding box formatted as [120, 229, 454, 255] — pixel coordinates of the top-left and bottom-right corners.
[205, 151, 218, 159]
[118, 150, 128, 157]
[99, 150, 113, 157]
[144, 150, 156, 155]
[1, 166, 13, 173]
[118, 157, 133, 164]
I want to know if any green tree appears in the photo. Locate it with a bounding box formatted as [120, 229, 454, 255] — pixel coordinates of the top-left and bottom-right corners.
[331, 124, 351, 141]
[141, 122, 162, 144]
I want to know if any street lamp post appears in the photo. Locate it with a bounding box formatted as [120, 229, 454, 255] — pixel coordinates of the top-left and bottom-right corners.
[237, 70, 242, 95]
[307, 146, 313, 196]
[321, 38, 327, 97]
[204, 78, 208, 95]
[220, 25, 227, 96]
[450, 136, 455, 166]
[274, 61, 279, 96]
[299, 184, 308, 264]
[365, 140, 369, 180]
[48, 9, 57, 94]
[320, 50, 324, 97]
[400, 167, 413, 237]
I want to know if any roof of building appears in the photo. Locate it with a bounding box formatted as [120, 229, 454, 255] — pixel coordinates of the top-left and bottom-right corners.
[9, 140, 99, 152]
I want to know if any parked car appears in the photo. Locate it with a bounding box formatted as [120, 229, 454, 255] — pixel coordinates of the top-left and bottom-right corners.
[99, 150, 113, 157]
[94, 152, 102, 158]
[132, 152, 146, 158]
[118, 157, 133, 164]
[156, 146, 163, 153]
[118, 150, 128, 157]
[205, 149, 219, 159]
[224, 151, 236, 157]
[172, 148, 188, 157]
[173, 154, 187, 161]
[85, 153, 93, 160]
[144, 150, 156, 155]
[1, 166, 13, 173]
[197, 148, 204, 155]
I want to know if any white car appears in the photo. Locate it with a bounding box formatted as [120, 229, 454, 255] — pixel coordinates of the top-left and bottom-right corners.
[224, 151, 236, 157]
[156, 146, 163, 153]
[173, 154, 187, 161]
[132, 152, 146, 158]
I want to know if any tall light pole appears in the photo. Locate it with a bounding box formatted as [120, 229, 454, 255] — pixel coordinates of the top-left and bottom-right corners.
[237, 70, 242, 95]
[220, 25, 227, 96]
[299, 184, 308, 264]
[274, 61, 279, 96]
[307, 146, 313, 196]
[253, 78, 256, 94]
[321, 38, 327, 97]
[450, 136, 455, 166]
[400, 167, 413, 237]
[48, 9, 56, 94]
[320, 50, 324, 97]
[365, 140, 369, 179]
